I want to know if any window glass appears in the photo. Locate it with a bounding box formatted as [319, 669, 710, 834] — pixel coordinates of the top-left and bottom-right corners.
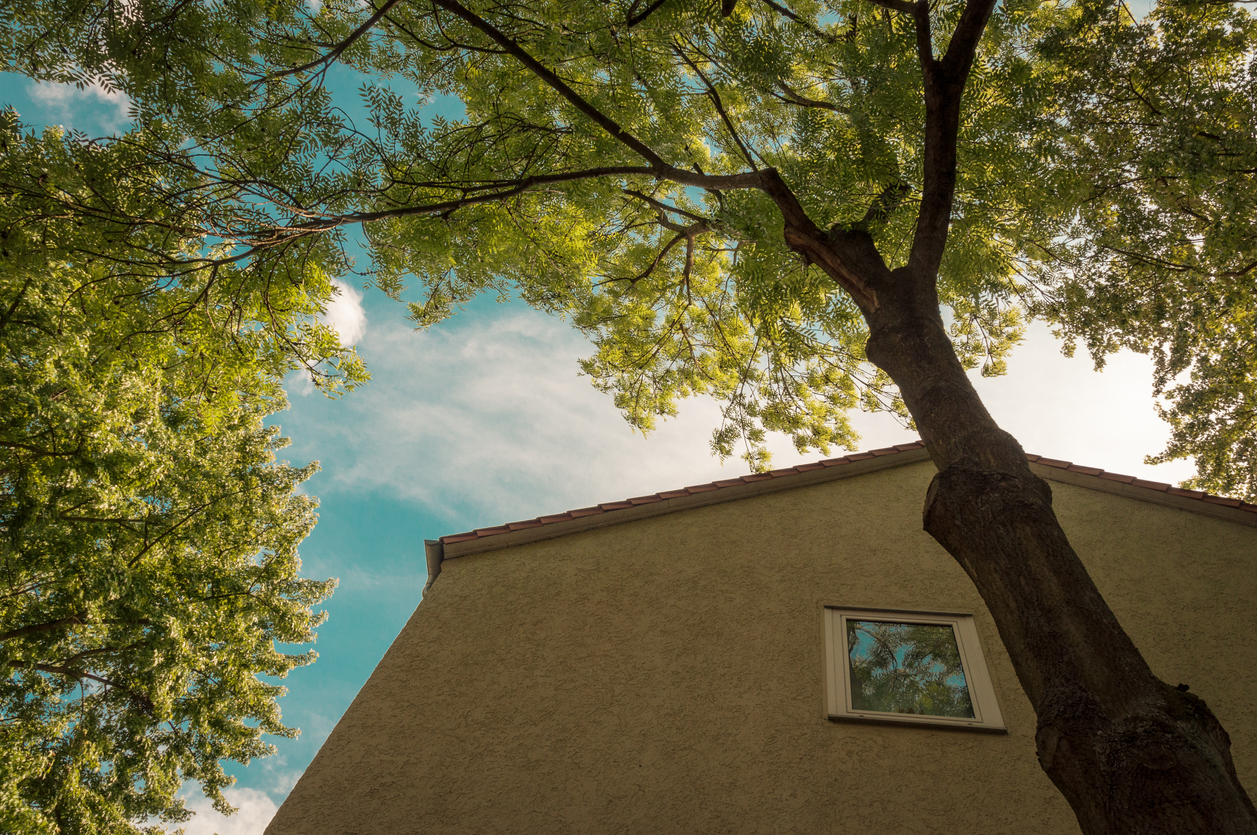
[845, 620, 975, 719]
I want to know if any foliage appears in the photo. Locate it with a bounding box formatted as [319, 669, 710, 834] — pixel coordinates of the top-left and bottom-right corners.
[4, 0, 1253, 489]
[0, 119, 340, 832]
[1034, 0, 1257, 499]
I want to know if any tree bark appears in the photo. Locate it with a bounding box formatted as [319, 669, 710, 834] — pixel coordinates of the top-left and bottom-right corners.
[803, 236, 1257, 832]
[871, 272, 1256, 833]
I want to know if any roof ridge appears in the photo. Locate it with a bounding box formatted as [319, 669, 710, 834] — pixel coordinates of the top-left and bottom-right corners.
[440, 444, 1256, 546]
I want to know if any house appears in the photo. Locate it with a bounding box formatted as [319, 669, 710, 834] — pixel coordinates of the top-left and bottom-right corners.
[266, 442, 1257, 834]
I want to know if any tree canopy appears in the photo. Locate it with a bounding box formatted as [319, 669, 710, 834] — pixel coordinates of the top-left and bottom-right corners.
[4, 0, 1251, 492]
[0, 118, 345, 832]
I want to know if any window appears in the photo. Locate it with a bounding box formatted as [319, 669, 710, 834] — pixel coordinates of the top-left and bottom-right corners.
[823, 607, 1005, 732]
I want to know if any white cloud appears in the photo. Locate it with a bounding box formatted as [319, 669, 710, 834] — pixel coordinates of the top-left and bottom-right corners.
[278, 306, 1197, 531]
[322, 279, 367, 348]
[281, 311, 838, 522]
[178, 787, 278, 835]
[28, 79, 132, 134]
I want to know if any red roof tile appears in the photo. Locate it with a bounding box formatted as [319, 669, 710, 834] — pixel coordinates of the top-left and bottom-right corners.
[599, 501, 636, 511]
[537, 513, 573, 524]
[437, 440, 1256, 546]
[442, 532, 482, 544]
[713, 478, 749, 488]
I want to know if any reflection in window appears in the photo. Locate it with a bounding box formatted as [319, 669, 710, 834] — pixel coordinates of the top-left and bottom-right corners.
[846, 620, 975, 718]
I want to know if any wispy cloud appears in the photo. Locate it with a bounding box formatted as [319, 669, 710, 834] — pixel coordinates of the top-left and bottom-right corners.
[279, 308, 914, 527]
[277, 305, 1192, 532]
[179, 787, 278, 835]
[28, 79, 131, 134]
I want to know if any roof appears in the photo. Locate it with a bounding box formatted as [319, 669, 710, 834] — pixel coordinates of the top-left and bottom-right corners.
[434, 441, 1257, 555]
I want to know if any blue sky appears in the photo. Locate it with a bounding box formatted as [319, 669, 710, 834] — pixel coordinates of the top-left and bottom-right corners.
[1, 56, 1196, 833]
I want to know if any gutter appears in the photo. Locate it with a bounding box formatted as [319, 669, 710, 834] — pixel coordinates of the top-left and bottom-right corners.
[422, 538, 444, 596]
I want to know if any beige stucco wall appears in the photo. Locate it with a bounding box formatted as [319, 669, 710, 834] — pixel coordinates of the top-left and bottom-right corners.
[267, 460, 1257, 835]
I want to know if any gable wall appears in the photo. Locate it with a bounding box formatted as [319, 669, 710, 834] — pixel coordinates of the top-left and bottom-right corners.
[268, 461, 1257, 835]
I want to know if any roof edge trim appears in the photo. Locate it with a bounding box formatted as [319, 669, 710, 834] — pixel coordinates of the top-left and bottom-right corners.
[437, 445, 1257, 565]
[1032, 464, 1257, 528]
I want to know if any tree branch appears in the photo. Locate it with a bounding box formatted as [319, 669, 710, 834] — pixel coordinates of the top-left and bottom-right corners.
[623, 189, 710, 224]
[428, 0, 667, 165]
[261, 0, 407, 81]
[0, 275, 33, 334]
[674, 44, 759, 170]
[14, 661, 155, 713]
[626, 0, 669, 27]
[751, 0, 841, 43]
[0, 614, 86, 644]
[772, 82, 848, 113]
[425, 0, 765, 192]
[908, 0, 998, 281]
[853, 179, 911, 230]
[758, 169, 886, 311]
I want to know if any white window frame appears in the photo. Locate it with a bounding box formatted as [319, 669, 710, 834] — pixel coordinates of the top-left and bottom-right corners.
[823, 606, 1006, 732]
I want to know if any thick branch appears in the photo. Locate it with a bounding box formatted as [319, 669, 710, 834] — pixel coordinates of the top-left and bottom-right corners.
[626, 0, 668, 27]
[908, 0, 997, 280]
[758, 169, 886, 311]
[0, 614, 86, 644]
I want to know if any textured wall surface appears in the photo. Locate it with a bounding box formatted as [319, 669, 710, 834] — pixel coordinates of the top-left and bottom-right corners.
[267, 461, 1257, 835]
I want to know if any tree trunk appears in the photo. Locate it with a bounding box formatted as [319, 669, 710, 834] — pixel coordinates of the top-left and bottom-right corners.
[855, 266, 1257, 834]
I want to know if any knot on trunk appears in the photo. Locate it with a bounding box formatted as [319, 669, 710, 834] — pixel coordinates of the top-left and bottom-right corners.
[922, 454, 1052, 549]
